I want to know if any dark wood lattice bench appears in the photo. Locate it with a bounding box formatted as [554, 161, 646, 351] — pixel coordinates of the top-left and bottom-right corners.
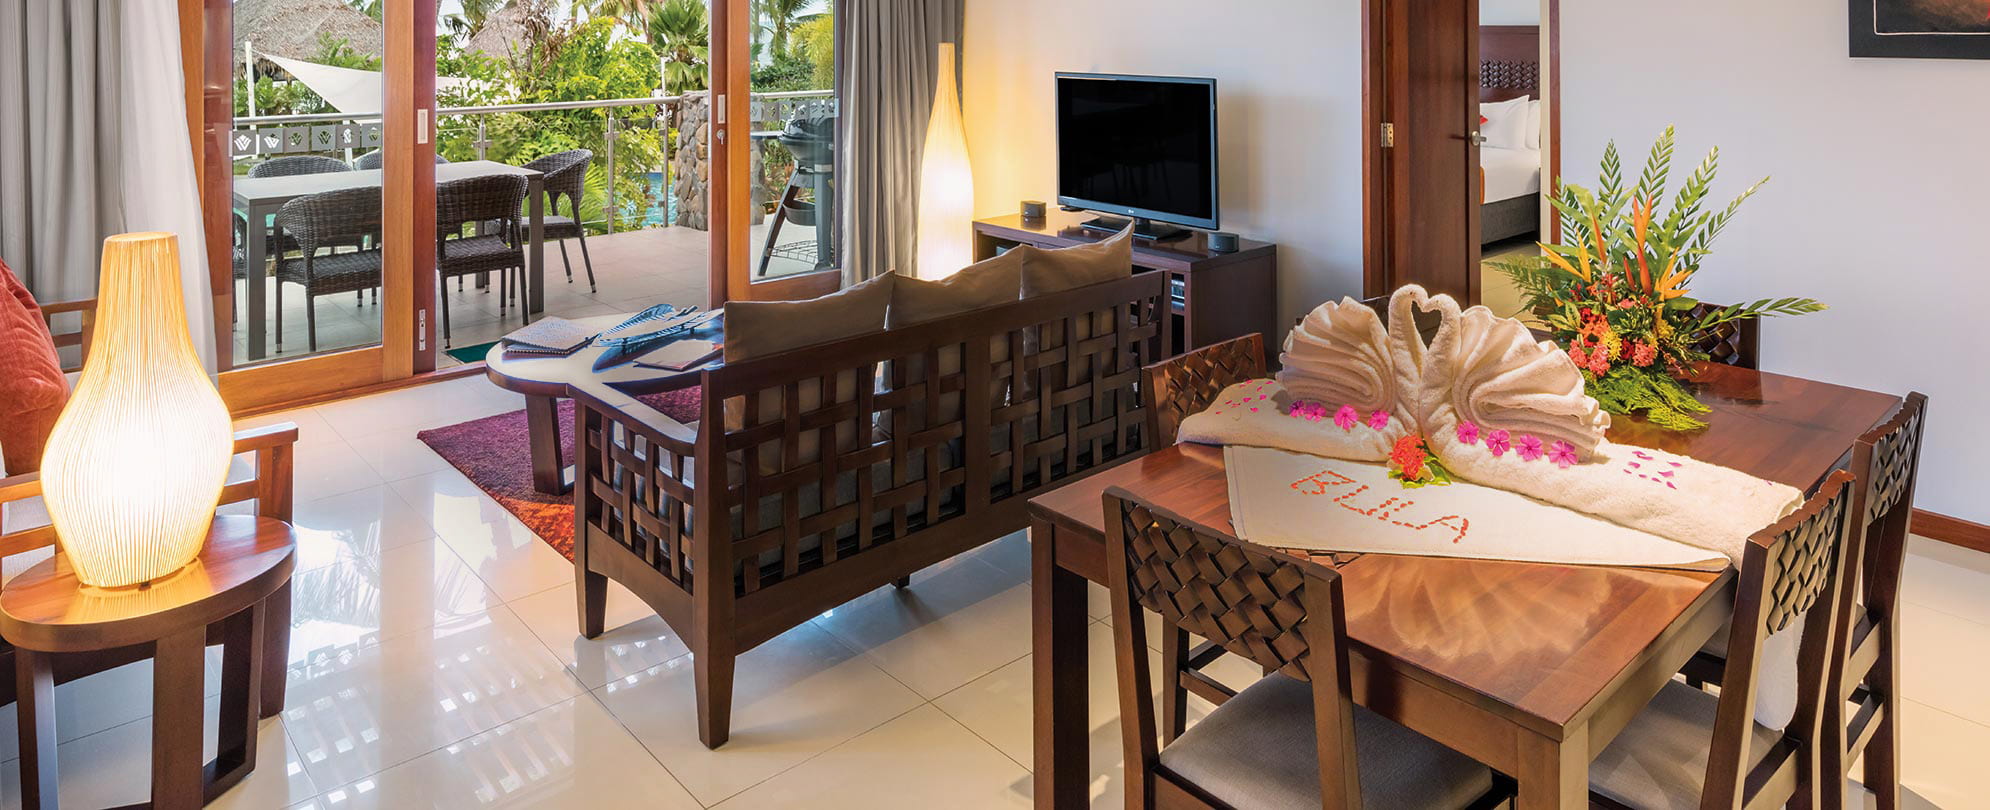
[570, 270, 1170, 747]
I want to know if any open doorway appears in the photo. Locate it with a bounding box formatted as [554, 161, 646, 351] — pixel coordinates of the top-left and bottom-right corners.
[1474, 14, 1547, 319]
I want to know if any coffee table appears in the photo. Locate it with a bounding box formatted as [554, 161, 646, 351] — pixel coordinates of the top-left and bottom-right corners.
[484, 313, 720, 494]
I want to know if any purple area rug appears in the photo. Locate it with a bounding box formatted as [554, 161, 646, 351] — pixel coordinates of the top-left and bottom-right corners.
[416, 388, 701, 559]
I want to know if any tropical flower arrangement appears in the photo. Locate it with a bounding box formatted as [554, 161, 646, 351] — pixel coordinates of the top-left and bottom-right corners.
[1492, 127, 1826, 430]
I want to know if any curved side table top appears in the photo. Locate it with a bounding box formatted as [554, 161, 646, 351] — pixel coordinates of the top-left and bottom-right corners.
[0, 514, 297, 653]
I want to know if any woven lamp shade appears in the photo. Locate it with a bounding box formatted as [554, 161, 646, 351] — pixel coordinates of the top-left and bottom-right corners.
[39, 233, 232, 588]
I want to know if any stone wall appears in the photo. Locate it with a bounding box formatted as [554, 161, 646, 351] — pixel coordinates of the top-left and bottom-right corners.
[671, 98, 710, 231]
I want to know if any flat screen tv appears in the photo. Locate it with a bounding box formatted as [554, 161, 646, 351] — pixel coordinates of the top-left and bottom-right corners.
[1056, 73, 1218, 240]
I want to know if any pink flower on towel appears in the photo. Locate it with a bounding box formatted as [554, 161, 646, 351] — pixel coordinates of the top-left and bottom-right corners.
[1455, 421, 1480, 445]
[1334, 405, 1360, 431]
[1288, 400, 1329, 422]
[1547, 440, 1578, 468]
[1484, 429, 1511, 457]
[1367, 410, 1391, 430]
[1515, 435, 1545, 461]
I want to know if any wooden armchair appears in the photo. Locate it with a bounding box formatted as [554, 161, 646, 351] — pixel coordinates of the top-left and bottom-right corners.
[0, 423, 299, 718]
[38, 297, 95, 375]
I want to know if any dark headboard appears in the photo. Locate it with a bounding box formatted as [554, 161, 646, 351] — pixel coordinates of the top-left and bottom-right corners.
[1480, 25, 1540, 103]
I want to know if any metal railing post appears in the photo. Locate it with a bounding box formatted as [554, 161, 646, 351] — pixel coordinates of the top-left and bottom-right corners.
[474, 118, 489, 161]
[604, 114, 618, 234]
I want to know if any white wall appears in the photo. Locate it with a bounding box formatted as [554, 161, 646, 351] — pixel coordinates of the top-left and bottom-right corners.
[1480, 0, 1540, 26]
[962, 0, 1366, 325]
[1564, 0, 1990, 523]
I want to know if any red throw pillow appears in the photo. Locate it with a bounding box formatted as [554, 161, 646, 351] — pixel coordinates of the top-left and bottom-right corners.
[0, 258, 70, 474]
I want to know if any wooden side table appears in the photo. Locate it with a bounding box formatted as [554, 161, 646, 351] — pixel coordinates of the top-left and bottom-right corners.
[0, 515, 296, 810]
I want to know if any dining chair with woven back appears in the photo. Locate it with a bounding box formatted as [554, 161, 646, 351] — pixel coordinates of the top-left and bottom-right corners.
[249, 155, 352, 178]
[1102, 488, 1510, 809]
[1587, 468, 1859, 810]
[1817, 392, 1927, 810]
[520, 149, 596, 291]
[436, 173, 530, 345]
[272, 186, 385, 353]
[350, 150, 450, 171]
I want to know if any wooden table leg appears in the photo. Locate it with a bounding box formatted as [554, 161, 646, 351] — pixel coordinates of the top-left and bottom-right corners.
[153, 626, 210, 810]
[16, 648, 57, 810]
[1515, 724, 1589, 810]
[525, 394, 570, 495]
[1032, 519, 1091, 810]
[261, 581, 291, 719]
[210, 601, 269, 800]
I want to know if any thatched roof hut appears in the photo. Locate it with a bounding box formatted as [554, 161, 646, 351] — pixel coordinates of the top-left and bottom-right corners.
[232, 0, 385, 63]
[465, 0, 546, 63]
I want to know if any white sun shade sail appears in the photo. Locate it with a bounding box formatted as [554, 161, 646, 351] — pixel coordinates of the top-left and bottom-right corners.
[265, 54, 475, 115]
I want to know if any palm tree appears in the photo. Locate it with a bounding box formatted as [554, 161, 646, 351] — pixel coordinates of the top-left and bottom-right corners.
[346, 0, 384, 21]
[576, 0, 657, 27]
[446, 0, 507, 38]
[755, 0, 810, 58]
[647, 0, 710, 94]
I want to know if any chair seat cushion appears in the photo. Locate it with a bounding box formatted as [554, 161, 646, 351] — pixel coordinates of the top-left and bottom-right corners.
[1159, 673, 1494, 810]
[278, 249, 384, 294]
[0, 259, 70, 474]
[1589, 680, 1783, 810]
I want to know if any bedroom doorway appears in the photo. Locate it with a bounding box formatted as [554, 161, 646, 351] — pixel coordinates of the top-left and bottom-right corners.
[1475, 8, 1552, 319]
[1362, 0, 1561, 313]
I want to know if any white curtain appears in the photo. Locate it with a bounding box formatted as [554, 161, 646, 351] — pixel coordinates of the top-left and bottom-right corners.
[117, 0, 216, 373]
[0, 0, 216, 373]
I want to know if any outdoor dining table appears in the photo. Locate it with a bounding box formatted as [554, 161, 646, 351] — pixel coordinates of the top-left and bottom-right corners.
[230, 159, 546, 361]
[1024, 362, 1902, 809]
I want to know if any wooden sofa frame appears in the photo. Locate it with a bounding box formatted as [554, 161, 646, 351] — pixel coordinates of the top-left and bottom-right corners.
[571, 270, 1169, 747]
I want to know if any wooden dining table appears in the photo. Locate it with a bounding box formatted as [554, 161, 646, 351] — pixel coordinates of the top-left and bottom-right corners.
[1025, 362, 1902, 808]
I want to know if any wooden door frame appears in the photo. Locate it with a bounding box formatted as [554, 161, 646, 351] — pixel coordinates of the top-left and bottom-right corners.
[1363, 0, 1563, 300]
[187, 0, 435, 411]
[710, 0, 841, 304]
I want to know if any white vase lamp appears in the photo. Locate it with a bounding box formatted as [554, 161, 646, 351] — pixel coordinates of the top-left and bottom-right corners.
[916, 42, 974, 279]
[39, 232, 232, 588]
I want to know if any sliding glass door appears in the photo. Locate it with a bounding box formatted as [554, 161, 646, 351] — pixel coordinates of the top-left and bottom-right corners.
[206, 0, 435, 409]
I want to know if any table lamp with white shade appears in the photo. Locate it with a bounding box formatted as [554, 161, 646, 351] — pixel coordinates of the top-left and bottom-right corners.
[916, 42, 974, 279]
[39, 232, 232, 588]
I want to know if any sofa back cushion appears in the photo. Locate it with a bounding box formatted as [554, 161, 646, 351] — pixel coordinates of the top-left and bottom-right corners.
[723, 273, 894, 469]
[1019, 225, 1133, 298]
[0, 259, 70, 474]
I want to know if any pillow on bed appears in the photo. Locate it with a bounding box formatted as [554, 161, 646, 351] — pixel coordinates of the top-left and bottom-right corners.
[1479, 96, 1530, 151]
[1527, 99, 1543, 150]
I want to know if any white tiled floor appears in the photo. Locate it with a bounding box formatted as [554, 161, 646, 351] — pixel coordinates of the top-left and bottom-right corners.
[6, 375, 1985, 808]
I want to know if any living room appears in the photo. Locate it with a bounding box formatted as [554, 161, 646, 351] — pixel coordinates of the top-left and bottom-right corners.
[0, 0, 1984, 808]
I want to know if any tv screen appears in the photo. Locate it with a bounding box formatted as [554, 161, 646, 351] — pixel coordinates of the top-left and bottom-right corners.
[1056, 73, 1219, 230]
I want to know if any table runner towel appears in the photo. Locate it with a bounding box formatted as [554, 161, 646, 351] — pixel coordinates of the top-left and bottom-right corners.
[1224, 446, 1725, 571]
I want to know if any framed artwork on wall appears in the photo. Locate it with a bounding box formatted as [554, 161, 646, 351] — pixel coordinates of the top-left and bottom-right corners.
[1850, 0, 1990, 59]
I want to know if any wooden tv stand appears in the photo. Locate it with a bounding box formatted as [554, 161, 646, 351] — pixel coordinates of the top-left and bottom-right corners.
[972, 212, 1278, 356]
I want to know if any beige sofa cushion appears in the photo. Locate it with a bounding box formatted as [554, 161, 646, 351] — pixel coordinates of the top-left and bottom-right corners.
[1018, 225, 1133, 298]
[723, 272, 894, 364]
[887, 249, 1022, 328]
[723, 274, 894, 471]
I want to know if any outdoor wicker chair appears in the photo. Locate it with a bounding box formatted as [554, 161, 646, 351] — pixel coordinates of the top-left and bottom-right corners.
[521, 149, 596, 290]
[350, 150, 450, 171]
[436, 173, 530, 345]
[271, 186, 384, 353]
[248, 155, 352, 178]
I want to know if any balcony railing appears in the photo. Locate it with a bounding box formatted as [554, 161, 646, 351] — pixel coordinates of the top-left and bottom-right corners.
[230, 89, 834, 234]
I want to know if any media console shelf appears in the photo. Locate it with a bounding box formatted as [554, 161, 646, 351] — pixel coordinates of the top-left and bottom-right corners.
[973, 212, 1278, 356]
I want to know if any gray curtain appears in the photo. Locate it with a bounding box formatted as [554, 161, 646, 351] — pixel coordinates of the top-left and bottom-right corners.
[836, 0, 964, 284]
[0, 0, 122, 303]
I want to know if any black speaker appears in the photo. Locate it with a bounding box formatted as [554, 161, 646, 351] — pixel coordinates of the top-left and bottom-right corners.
[1208, 232, 1239, 253]
[1020, 200, 1047, 220]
